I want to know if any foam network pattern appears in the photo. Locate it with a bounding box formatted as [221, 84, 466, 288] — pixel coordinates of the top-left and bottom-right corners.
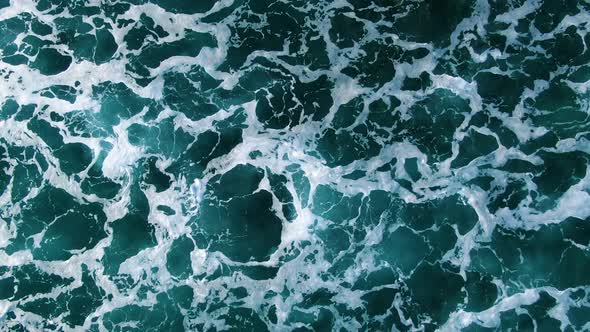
[0, 0, 590, 331]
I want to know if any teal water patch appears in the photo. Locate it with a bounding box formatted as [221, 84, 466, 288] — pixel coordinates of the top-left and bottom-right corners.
[1, 0, 590, 331]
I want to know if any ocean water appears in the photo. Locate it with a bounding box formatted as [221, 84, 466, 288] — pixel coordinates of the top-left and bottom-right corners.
[0, 0, 590, 331]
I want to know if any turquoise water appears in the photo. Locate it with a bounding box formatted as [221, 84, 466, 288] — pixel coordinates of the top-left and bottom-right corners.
[1, 0, 590, 330]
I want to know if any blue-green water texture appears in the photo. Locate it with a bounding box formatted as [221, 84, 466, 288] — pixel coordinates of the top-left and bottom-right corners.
[1, 0, 590, 331]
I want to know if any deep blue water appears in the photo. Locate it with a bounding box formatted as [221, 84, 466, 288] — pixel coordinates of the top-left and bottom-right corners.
[1, 0, 590, 331]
